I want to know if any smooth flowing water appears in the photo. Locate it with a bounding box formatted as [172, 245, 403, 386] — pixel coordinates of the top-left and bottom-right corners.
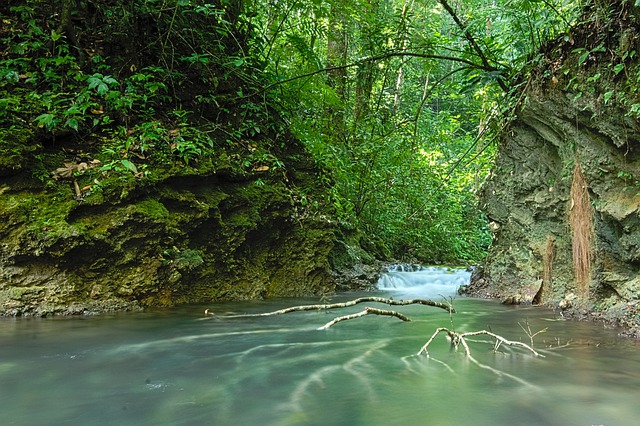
[1, 267, 639, 426]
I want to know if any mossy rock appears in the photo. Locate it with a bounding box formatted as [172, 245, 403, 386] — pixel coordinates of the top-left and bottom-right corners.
[0, 128, 38, 177]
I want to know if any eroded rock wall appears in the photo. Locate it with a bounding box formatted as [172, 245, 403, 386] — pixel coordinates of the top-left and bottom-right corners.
[470, 4, 640, 332]
[0, 151, 342, 316]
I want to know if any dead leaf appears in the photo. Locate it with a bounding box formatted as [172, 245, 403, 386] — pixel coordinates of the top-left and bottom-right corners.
[52, 167, 73, 179]
[253, 165, 269, 172]
[51, 159, 102, 180]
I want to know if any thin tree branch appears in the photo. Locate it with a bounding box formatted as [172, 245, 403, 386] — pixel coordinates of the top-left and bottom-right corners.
[438, 0, 509, 92]
[240, 50, 498, 99]
[461, 330, 543, 356]
[416, 327, 543, 387]
[417, 327, 543, 358]
[205, 297, 455, 318]
[317, 307, 411, 330]
[539, 0, 574, 29]
[263, 0, 301, 62]
[405, 73, 534, 221]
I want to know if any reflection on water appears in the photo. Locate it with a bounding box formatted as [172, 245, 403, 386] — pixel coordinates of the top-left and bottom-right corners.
[1, 272, 639, 425]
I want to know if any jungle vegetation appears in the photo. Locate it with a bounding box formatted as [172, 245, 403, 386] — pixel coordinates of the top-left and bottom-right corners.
[0, 0, 583, 264]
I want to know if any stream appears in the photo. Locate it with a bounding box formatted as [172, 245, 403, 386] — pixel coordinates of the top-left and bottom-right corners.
[1, 267, 639, 425]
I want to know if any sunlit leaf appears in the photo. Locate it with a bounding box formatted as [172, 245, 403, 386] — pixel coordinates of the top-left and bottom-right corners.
[65, 117, 79, 131]
[120, 159, 138, 174]
[603, 91, 614, 104]
[614, 63, 625, 75]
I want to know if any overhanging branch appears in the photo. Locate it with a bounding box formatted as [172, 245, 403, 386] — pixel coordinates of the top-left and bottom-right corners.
[244, 50, 500, 99]
[438, 0, 509, 92]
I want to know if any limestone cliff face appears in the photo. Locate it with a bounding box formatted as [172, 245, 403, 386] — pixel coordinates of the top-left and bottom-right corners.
[0, 140, 345, 316]
[0, 2, 384, 317]
[470, 4, 640, 332]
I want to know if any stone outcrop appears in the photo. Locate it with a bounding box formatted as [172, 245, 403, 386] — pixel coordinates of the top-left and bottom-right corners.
[0, 2, 384, 317]
[0, 138, 354, 316]
[468, 3, 640, 334]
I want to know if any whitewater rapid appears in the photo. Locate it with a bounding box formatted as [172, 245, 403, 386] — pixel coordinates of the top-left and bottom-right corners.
[376, 265, 471, 298]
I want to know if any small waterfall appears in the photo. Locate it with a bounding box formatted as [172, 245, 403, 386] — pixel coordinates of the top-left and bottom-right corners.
[377, 265, 471, 298]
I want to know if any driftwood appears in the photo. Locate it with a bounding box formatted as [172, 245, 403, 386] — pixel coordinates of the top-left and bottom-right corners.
[205, 297, 453, 318]
[416, 327, 544, 386]
[204, 296, 548, 385]
[317, 307, 411, 330]
[418, 327, 543, 358]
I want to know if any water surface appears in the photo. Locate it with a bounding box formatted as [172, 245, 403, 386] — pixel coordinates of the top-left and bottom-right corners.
[1, 269, 638, 425]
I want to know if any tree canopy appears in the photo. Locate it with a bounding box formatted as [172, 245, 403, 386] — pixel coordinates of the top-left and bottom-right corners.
[251, 0, 579, 262]
[0, 0, 581, 264]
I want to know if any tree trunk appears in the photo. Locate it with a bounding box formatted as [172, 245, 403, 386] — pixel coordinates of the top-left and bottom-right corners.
[325, 0, 348, 135]
[59, 0, 85, 65]
[326, 2, 348, 100]
[392, 0, 414, 114]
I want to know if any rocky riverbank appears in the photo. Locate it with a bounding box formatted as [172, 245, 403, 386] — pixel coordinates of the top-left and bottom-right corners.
[466, 2, 640, 337]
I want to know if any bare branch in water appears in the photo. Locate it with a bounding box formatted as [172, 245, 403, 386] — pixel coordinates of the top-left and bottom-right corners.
[317, 307, 411, 330]
[204, 297, 454, 318]
[417, 327, 543, 358]
[416, 327, 544, 387]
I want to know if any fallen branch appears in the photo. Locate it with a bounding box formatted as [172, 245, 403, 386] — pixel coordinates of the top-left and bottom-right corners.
[317, 307, 411, 330]
[416, 327, 543, 387]
[205, 297, 454, 318]
[417, 327, 543, 358]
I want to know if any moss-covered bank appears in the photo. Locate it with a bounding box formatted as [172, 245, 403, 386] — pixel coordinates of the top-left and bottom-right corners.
[0, 2, 385, 316]
[0, 142, 357, 316]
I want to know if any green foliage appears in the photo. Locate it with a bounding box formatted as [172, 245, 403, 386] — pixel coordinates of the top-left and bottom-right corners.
[87, 73, 118, 96]
[0, 0, 583, 264]
[248, 0, 581, 263]
[0, 0, 277, 184]
[161, 247, 204, 271]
